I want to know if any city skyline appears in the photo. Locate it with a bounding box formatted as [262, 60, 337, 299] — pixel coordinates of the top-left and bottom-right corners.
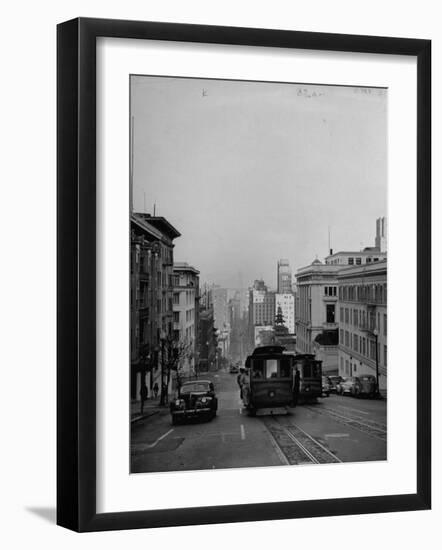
[131, 76, 387, 289]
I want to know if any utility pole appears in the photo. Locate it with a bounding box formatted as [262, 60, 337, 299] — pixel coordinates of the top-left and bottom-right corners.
[159, 337, 166, 406]
[373, 328, 380, 398]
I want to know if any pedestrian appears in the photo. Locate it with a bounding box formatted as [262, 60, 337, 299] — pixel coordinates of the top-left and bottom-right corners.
[153, 382, 159, 399]
[237, 368, 244, 399]
[140, 384, 148, 415]
[293, 366, 300, 407]
[240, 368, 251, 406]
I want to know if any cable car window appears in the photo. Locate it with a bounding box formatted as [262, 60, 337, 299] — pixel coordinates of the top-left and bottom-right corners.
[280, 357, 292, 377]
[251, 359, 265, 378]
[303, 364, 312, 377]
[265, 359, 278, 378]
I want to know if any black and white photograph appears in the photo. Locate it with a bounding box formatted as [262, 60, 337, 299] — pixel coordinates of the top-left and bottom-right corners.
[129, 75, 388, 474]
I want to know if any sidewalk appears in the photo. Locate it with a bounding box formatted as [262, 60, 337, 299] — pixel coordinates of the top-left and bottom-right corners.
[130, 397, 171, 423]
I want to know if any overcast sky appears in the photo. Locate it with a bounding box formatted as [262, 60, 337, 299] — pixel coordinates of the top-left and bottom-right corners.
[131, 75, 387, 290]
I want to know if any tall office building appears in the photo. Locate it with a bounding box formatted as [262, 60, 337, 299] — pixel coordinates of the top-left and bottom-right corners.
[375, 217, 387, 252]
[277, 259, 292, 294]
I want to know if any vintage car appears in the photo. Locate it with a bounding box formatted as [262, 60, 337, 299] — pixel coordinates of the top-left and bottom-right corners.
[170, 380, 218, 424]
[229, 364, 239, 374]
[357, 374, 378, 398]
[336, 376, 361, 396]
[328, 375, 343, 393]
[321, 376, 332, 397]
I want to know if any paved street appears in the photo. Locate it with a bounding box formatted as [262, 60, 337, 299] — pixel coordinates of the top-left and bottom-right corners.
[130, 370, 386, 473]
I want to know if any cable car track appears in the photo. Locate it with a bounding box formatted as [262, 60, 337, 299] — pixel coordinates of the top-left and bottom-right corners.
[304, 404, 387, 441]
[263, 416, 342, 465]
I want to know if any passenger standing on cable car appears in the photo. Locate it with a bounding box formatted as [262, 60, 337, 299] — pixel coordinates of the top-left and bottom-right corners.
[237, 367, 245, 399]
[293, 366, 300, 407]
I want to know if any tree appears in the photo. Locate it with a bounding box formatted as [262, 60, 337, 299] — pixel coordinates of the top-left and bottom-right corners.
[159, 334, 193, 405]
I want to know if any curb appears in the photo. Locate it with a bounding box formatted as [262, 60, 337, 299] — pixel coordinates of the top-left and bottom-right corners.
[131, 410, 160, 424]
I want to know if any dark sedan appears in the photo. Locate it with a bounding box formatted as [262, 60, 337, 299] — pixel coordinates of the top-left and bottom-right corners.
[170, 380, 218, 424]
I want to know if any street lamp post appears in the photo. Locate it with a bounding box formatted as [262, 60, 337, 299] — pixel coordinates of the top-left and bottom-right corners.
[373, 328, 380, 398]
[159, 334, 166, 406]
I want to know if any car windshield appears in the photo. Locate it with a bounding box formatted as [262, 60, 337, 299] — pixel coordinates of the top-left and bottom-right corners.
[180, 383, 210, 393]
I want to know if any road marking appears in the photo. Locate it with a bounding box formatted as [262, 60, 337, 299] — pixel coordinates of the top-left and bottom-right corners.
[336, 405, 369, 415]
[145, 428, 174, 449]
[240, 424, 246, 440]
[324, 433, 350, 438]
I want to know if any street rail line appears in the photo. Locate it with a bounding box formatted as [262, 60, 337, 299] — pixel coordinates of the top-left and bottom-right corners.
[263, 416, 342, 465]
[305, 405, 387, 441]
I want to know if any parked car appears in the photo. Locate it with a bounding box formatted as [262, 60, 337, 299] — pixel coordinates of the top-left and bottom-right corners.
[321, 376, 332, 397]
[328, 375, 343, 393]
[336, 376, 361, 396]
[357, 374, 377, 398]
[170, 380, 218, 424]
[229, 364, 239, 374]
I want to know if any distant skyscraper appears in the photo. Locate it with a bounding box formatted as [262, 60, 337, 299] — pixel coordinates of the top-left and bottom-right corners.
[211, 287, 228, 330]
[375, 217, 387, 252]
[277, 259, 292, 294]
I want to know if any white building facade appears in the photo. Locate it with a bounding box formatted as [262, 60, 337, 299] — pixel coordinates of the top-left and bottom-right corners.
[337, 261, 387, 394]
[173, 263, 200, 376]
[275, 293, 295, 334]
[295, 259, 340, 374]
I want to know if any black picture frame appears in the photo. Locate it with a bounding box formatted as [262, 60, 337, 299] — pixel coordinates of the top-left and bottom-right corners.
[57, 17, 431, 532]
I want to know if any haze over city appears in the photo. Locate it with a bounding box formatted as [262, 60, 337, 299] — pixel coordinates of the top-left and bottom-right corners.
[131, 75, 387, 288]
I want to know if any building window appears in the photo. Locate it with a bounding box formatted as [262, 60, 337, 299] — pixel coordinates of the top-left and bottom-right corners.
[173, 292, 180, 305]
[340, 307, 344, 322]
[356, 257, 362, 265]
[353, 309, 358, 328]
[173, 311, 180, 323]
[353, 333, 358, 351]
[345, 308, 349, 324]
[384, 345, 387, 366]
[384, 314, 387, 336]
[326, 304, 335, 323]
[345, 331, 349, 347]
[339, 329, 343, 343]
[348, 257, 354, 265]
